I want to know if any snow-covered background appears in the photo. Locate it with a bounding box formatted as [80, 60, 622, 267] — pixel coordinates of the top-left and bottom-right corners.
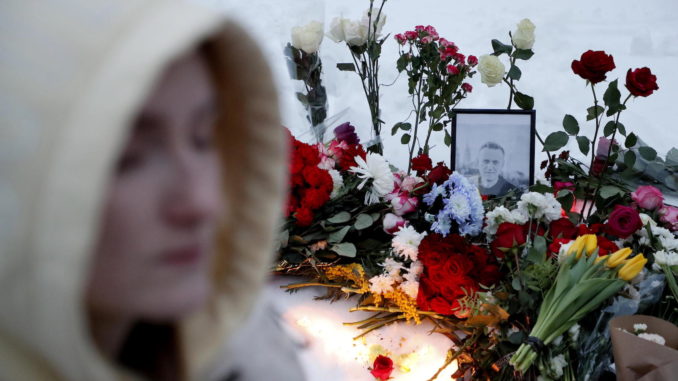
[205, 0, 678, 172]
[200, 1, 678, 380]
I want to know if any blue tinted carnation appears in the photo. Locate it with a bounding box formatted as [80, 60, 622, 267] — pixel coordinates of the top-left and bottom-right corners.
[423, 172, 484, 237]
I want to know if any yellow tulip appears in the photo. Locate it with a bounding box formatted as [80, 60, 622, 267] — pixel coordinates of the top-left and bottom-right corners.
[567, 236, 586, 258]
[606, 247, 633, 268]
[618, 254, 647, 281]
[583, 234, 598, 256]
[595, 255, 608, 264]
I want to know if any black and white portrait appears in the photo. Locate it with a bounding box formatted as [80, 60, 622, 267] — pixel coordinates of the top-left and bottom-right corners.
[451, 110, 535, 197]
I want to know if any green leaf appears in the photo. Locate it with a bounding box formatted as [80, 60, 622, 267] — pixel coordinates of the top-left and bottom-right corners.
[639, 146, 657, 161]
[603, 79, 621, 108]
[586, 105, 604, 121]
[556, 190, 575, 211]
[625, 133, 638, 148]
[328, 226, 351, 243]
[603, 121, 617, 137]
[624, 150, 636, 168]
[543, 131, 569, 152]
[391, 122, 411, 135]
[530, 183, 554, 193]
[330, 242, 356, 258]
[444, 130, 452, 146]
[511, 277, 522, 291]
[563, 114, 580, 135]
[336, 63, 356, 72]
[354, 214, 374, 230]
[431, 122, 444, 131]
[396, 55, 409, 72]
[600, 185, 623, 200]
[401, 133, 411, 144]
[576, 136, 590, 156]
[533, 235, 547, 255]
[513, 49, 534, 60]
[606, 103, 626, 117]
[508, 64, 522, 80]
[431, 106, 445, 119]
[617, 122, 627, 136]
[327, 211, 351, 224]
[667, 148, 678, 165]
[514, 92, 534, 110]
[491, 39, 513, 55]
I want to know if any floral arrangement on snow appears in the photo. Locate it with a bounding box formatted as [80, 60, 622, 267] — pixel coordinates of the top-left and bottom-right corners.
[278, 10, 678, 381]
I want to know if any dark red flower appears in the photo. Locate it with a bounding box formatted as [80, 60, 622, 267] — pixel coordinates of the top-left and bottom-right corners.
[548, 238, 572, 257]
[427, 162, 452, 185]
[625, 67, 659, 97]
[294, 207, 314, 227]
[491, 223, 527, 257]
[549, 218, 577, 240]
[597, 235, 619, 256]
[370, 355, 394, 380]
[590, 157, 607, 176]
[571, 50, 616, 84]
[337, 144, 367, 171]
[334, 122, 360, 145]
[606, 205, 643, 238]
[411, 154, 433, 173]
[577, 223, 604, 236]
[461, 83, 473, 93]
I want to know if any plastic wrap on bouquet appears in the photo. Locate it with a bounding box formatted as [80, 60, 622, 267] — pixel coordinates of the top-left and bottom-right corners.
[610, 315, 678, 381]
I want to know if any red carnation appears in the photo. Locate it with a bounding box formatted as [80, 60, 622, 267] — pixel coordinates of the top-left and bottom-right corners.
[370, 355, 394, 380]
[427, 162, 452, 185]
[597, 235, 619, 256]
[294, 207, 314, 227]
[571, 50, 616, 84]
[548, 238, 572, 257]
[606, 205, 643, 238]
[549, 218, 577, 240]
[626, 67, 659, 97]
[411, 154, 433, 173]
[337, 144, 367, 171]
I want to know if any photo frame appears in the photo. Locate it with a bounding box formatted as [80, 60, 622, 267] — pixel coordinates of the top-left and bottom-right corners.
[451, 109, 536, 197]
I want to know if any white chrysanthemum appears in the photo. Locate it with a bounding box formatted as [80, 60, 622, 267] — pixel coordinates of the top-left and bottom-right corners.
[400, 280, 419, 299]
[392, 226, 427, 261]
[654, 250, 678, 267]
[328, 169, 344, 199]
[369, 274, 395, 294]
[447, 193, 471, 219]
[633, 323, 648, 332]
[511, 209, 529, 224]
[381, 257, 404, 276]
[638, 333, 666, 346]
[484, 206, 514, 235]
[516, 192, 562, 222]
[407, 261, 424, 279]
[350, 153, 395, 204]
[549, 354, 567, 379]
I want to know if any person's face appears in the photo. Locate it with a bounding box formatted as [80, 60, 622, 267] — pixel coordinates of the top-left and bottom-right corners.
[87, 51, 224, 321]
[478, 147, 504, 184]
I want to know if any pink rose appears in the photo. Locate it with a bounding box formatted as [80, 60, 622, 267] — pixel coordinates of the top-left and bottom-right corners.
[453, 53, 466, 64]
[554, 181, 575, 192]
[659, 205, 678, 231]
[383, 213, 407, 234]
[404, 31, 418, 40]
[394, 33, 407, 45]
[391, 194, 419, 216]
[446, 65, 460, 75]
[596, 137, 618, 158]
[421, 36, 433, 44]
[467, 55, 478, 66]
[631, 185, 664, 210]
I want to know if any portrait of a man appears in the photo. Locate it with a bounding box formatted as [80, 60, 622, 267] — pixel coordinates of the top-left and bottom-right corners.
[452, 110, 535, 197]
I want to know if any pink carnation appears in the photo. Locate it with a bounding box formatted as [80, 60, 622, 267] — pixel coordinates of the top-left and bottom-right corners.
[383, 213, 407, 234]
[659, 205, 678, 231]
[391, 194, 419, 216]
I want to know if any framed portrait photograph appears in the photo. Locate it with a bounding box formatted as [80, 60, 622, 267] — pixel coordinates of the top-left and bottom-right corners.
[451, 109, 536, 197]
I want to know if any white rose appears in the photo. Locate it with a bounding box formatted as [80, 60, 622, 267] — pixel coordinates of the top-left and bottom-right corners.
[291, 20, 324, 54]
[327, 17, 367, 46]
[360, 7, 386, 38]
[327, 17, 347, 43]
[478, 55, 505, 87]
[512, 18, 536, 50]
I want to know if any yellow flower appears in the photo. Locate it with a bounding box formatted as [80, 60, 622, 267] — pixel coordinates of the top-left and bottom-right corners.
[567, 236, 585, 258]
[595, 255, 608, 264]
[606, 247, 633, 268]
[618, 254, 647, 281]
[583, 234, 598, 256]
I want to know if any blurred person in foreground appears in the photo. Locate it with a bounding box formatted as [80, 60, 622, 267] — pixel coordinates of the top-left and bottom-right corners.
[0, 1, 304, 380]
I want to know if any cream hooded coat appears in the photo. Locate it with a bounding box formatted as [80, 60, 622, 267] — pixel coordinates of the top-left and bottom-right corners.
[0, 1, 293, 380]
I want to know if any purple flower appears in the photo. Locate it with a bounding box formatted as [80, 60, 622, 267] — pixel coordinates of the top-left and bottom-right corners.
[334, 122, 360, 145]
[596, 137, 617, 158]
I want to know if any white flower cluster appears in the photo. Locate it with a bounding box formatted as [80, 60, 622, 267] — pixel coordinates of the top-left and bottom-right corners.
[369, 274, 396, 294]
[350, 153, 395, 205]
[516, 192, 562, 222]
[638, 333, 666, 346]
[368, 259, 422, 299]
[327, 7, 386, 47]
[484, 205, 528, 236]
[291, 20, 324, 54]
[549, 354, 567, 379]
[391, 225, 427, 261]
[652, 250, 678, 271]
[328, 169, 344, 199]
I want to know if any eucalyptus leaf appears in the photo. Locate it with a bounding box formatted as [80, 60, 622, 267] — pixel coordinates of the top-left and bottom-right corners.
[327, 211, 351, 224]
[600, 185, 623, 200]
[354, 214, 374, 230]
[328, 226, 351, 243]
[330, 242, 357, 258]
